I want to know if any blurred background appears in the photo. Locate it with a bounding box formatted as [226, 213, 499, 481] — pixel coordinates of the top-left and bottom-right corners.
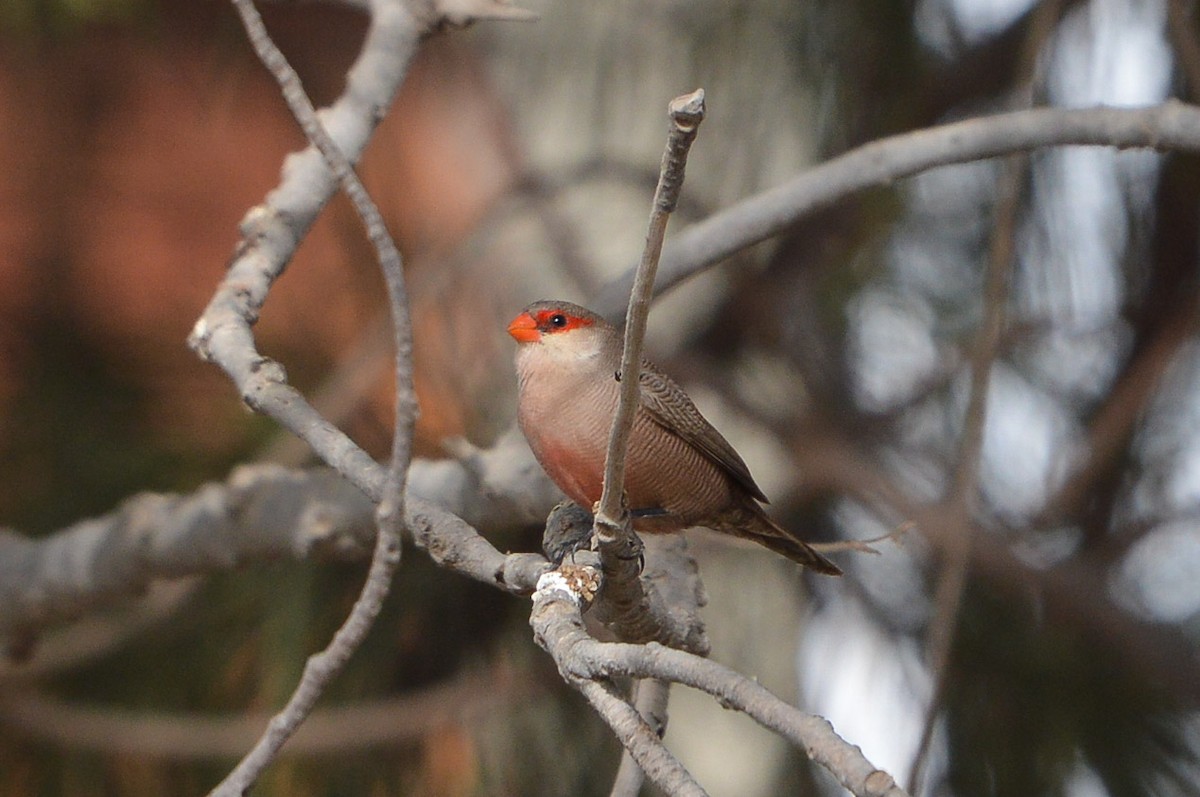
[1, 0, 1199, 794]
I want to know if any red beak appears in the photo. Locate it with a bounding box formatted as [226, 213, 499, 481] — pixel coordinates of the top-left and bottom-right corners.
[507, 311, 541, 343]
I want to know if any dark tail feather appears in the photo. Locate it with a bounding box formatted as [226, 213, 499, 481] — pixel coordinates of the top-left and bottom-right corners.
[742, 512, 842, 575]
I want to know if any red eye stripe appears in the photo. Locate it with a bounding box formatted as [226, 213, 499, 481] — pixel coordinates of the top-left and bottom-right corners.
[534, 309, 593, 333]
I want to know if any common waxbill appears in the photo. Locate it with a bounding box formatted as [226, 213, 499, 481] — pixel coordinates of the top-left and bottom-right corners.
[508, 300, 841, 575]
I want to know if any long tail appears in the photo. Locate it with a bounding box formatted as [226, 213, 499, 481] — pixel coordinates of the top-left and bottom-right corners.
[734, 507, 842, 575]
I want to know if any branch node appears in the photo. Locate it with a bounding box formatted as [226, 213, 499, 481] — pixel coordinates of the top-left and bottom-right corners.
[248, 356, 287, 381]
[240, 358, 289, 411]
[655, 88, 706, 213]
[593, 509, 632, 548]
[667, 88, 706, 131]
[534, 566, 602, 608]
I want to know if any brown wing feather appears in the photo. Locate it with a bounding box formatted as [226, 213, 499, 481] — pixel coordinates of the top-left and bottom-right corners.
[637, 360, 769, 503]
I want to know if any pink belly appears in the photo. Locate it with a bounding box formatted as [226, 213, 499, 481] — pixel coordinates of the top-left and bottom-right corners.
[535, 437, 727, 535]
[537, 440, 605, 509]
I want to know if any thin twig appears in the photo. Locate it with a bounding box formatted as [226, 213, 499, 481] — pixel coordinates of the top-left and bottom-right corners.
[595, 89, 707, 539]
[581, 92, 709, 658]
[908, 4, 1063, 790]
[581, 680, 708, 797]
[259, 313, 395, 467]
[534, 90, 710, 796]
[609, 678, 672, 797]
[209, 0, 417, 792]
[530, 581, 908, 797]
[188, 1, 423, 501]
[0, 663, 523, 757]
[592, 101, 1200, 320]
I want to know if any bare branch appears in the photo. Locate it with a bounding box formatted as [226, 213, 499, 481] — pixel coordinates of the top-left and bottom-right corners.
[554, 92, 708, 793]
[576, 91, 708, 687]
[184, 0, 554, 558]
[596, 88, 706, 541]
[182, 0, 542, 781]
[407, 495, 550, 592]
[580, 679, 709, 797]
[0, 466, 375, 654]
[910, 9, 1061, 786]
[0, 461, 552, 652]
[530, 576, 908, 797]
[0, 663, 522, 758]
[609, 678, 672, 797]
[187, 0, 433, 502]
[205, 0, 419, 787]
[586, 534, 710, 655]
[593, 102, 1200, 319]
[531, 573, 709, 797]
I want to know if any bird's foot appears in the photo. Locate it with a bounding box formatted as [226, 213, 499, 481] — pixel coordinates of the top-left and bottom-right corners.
[604, 527, 645, 573]
[542, 501, 596, 565]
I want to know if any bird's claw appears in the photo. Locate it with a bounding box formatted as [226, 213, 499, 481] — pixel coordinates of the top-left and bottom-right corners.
[612, 530, 646, 573]
[542, 501, 596, 565]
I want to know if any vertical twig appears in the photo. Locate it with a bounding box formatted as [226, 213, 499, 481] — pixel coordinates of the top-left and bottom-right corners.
[907, 2, 1064, 792]
[594, 88, 706, 544]
[580, 680, 709, 797]
[609, 678, 672, 797]
[208, 1, 416, 794]
[589, 90, 704, 785]
[188, 7, 423, 503]
[580, 91, 709, 658]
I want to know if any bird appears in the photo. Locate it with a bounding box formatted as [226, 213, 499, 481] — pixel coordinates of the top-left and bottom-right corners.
[507, 299, 841, 575]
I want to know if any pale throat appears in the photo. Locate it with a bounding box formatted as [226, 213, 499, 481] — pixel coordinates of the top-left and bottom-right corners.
[515, 329, 620, 443]
[515, 329, 610, 380]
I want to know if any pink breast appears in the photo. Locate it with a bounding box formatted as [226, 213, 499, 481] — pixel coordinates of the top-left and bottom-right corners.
[537, 440, 605, 508]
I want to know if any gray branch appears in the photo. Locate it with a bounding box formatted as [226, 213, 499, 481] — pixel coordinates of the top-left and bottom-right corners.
[609, 678, 672, 797]
[206, 0, 421, 788]
[531, 575, 908, 797]
[187, 0, 423, 502]
[594, 101, 1200, 318]
[0, 466, 372, 652]
[0, 429, 560, 650]
[579, 679, 708, 797]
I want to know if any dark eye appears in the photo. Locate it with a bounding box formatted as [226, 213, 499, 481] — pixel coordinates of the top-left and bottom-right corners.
[548, 313, 568, 328]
